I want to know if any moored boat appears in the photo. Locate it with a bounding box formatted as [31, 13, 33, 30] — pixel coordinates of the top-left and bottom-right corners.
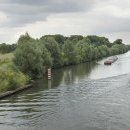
[104, 56, 118, 65]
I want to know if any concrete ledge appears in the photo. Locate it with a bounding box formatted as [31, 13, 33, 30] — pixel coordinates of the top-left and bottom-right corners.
[0, 84, 33, 100]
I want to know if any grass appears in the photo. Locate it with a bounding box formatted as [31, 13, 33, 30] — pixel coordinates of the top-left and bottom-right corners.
[0, 53, 30, 93]
[0, 53, 14, 60]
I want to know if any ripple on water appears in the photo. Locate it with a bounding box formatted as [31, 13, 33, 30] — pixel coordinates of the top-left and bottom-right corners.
[0, 54, 130, 129]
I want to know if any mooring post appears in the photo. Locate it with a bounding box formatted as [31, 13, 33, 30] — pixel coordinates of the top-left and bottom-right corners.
[48, 68, 51, 80]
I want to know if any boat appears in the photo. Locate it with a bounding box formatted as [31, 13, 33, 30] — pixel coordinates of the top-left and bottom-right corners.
[104, 56, 118, 65]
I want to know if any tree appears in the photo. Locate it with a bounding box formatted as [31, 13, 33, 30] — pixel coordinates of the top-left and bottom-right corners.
[87, 35, 112, 47]
[113, 39, 123, 45]
[17, 32, 34, 45]
[93, 47, 100, 59]
[40, 37, 63, 68]
[62, 40, 78, 65]
[14, 39, 52, 78]
[69, 35, 84, 43]
[0, 43, 17, 53]
[53, 34, 65, 45]
[76, 38, 93, 62]
[40, 34, 65, 45]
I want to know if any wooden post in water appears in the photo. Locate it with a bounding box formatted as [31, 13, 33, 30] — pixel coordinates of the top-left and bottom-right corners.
[48, 68, 51, 80]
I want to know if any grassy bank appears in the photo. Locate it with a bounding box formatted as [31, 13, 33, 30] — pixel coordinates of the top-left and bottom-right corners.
[0, 53, 30, 92]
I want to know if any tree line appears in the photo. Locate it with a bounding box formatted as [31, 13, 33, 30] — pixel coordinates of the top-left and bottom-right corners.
[0, 43, 17, 54]
[13, 33, 129, 78]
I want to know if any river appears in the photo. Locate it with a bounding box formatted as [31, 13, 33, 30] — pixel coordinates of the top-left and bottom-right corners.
[0, 51, 130, 130]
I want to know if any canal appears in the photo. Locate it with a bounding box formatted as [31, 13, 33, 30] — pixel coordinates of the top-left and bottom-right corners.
[0, 51, 130, 130]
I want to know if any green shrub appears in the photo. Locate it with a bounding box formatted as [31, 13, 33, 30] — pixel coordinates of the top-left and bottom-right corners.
[0, 68, 30, 92]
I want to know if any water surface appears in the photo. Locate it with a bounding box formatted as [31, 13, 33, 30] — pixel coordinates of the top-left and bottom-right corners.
[0, 52, 130, 130]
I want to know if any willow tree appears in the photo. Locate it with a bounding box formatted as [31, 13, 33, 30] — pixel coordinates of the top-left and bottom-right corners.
[62, 40, 78, 65]
[14, 39, 52, 78]
[40, 37, 63, 68]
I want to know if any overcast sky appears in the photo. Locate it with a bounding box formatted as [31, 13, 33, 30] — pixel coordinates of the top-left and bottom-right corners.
[0, 0, 130, 44]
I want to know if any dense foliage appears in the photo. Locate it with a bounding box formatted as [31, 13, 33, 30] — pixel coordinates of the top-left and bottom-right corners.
[14, 33, 129, 78]
[14, 39, 52, 78]
[0, 54, 30, 92]
[0, 43, 17, 54]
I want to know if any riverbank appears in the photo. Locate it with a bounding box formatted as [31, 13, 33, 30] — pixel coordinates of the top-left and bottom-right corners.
[0, 50, 129, 97]
[0, 84, 32, 100]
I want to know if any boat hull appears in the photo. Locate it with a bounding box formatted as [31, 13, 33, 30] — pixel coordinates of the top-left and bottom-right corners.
[104, 56, 118, 65]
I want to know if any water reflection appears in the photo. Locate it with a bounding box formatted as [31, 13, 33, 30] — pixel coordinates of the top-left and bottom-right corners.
[32, 62, 96, 91]
[59, 62, 96, 85]
[48, 80, 52, 89]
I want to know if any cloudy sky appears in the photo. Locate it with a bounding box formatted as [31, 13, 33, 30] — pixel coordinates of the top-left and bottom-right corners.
[0, 0, 130, 44]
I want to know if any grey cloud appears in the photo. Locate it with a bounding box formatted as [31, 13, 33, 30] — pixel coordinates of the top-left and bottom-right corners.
[0, 0, 96, 27]
[1, 0, 130, 43]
